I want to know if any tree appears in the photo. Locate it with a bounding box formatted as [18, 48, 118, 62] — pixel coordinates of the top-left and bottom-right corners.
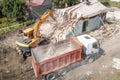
[0, 1, 3, 18]
[52, 0, 80, 8]
[1, 0, 26, 21]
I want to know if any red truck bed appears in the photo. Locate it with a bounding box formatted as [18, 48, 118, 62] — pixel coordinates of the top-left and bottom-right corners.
[31, 37, 83, 77]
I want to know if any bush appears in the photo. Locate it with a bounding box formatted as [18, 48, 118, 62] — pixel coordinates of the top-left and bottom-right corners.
[1, 0, 26, 21]
[52, 0, 80, 8]
[0, 20, 35, 34]
[99, 0, 120, 8]
[0, 17, 7, 23]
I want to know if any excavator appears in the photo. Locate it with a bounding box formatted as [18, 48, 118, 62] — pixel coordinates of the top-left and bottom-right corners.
[16, 10, 53, 59]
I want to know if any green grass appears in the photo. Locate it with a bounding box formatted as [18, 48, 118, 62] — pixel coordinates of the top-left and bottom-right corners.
[99, 0, 120, 8]
[0, 17, 7, 23]
[0, 20, 35, 34]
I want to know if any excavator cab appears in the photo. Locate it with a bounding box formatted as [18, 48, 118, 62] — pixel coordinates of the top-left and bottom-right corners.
[23, 28, 34, 39]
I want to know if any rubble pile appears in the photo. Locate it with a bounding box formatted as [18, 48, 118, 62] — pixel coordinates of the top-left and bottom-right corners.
[40, 10, 77, 42]
[90, 20, 120, 44]
[112, 57, 120, 70]
[40, 1, 107, 43]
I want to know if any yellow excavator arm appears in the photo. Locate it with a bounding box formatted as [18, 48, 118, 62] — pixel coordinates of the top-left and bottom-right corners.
[33, 9, 52, 38]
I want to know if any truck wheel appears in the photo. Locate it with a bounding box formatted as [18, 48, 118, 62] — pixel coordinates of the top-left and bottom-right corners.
[23, 54, 27, 60]
[86, 55, 95, 63]
[16, 47, 22, 55]
[25, 52, 31, 57]
[46, 73, 56, 80]
[58, 68, 67, 76]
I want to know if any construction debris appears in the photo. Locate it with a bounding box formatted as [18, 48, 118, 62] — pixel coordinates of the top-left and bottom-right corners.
[90, 20, 120, 44]
[40, 1, 108, 43]
[112, 57, 120, 69]
[106, 11, 120, 20]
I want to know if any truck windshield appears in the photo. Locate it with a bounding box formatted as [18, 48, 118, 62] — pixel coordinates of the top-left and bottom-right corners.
[93, 43, 98, 49]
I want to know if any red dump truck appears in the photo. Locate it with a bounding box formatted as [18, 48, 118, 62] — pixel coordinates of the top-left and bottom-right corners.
[31, 34, 100, 80]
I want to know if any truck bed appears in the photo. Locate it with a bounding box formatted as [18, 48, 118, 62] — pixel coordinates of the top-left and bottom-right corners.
[32, 38, 80, 62]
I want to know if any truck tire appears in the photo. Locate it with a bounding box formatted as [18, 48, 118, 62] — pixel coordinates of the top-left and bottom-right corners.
[85, 55, 95, 63]
[46, 73, 56, 80]
[25, 52, 31, 57]
[58, 68, 68, 76]
[23, 54, 27, 60]
[16, 47, 22, 55]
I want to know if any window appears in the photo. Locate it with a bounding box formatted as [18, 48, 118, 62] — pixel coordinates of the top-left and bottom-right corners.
[93, 43, 98, 49]
[30, 31, 33, 36]
[82, 20, 88, 32]
[84, 36, 90, 39]
[24, 33, 27, 37]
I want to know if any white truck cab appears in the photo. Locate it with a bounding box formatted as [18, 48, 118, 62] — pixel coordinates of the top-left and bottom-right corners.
[77, 34, 100, 55]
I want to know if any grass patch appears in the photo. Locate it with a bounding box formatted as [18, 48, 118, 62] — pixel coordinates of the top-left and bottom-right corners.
[0, 21, 19, 28]
[0, 17, 7, 23]
[99, 0, 120, 8]
[109, 1, 120, 8]
[117, 72, 120, 77]
[0, 20, 35, 34]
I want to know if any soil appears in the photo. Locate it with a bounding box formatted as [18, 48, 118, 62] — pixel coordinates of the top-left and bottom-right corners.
[0, 22, 120, 80]
[0, 29, 36, 80]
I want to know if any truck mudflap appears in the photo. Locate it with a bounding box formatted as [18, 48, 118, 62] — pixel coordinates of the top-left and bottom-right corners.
[32, 61, 40, 77]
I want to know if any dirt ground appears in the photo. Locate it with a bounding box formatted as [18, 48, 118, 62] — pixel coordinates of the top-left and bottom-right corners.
[0, 21, 120, 80]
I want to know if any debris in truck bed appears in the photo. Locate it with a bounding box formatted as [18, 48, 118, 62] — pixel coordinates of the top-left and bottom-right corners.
[32, 38, 80, 62]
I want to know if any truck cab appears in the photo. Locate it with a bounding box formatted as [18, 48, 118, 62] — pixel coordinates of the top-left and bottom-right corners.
[77, 35, 100, 55]
[77, 34, 100, 63]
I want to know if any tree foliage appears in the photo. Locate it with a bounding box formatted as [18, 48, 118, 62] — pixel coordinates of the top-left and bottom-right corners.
[0, 1, 3, 18]
[1, 0, 26, 20]
[52, 0, 80, 8]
